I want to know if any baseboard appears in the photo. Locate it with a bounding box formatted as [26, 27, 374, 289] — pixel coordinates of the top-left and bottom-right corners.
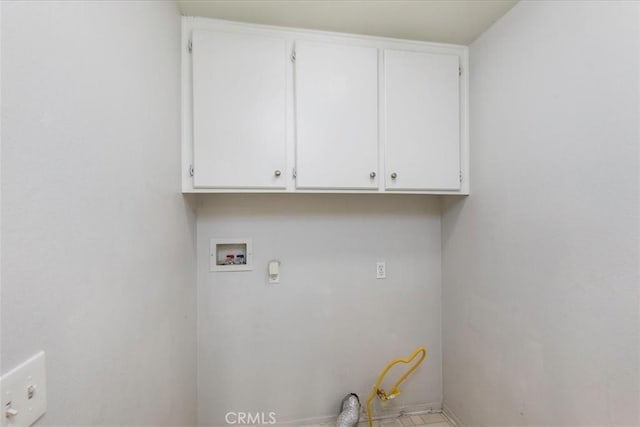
[442, 403, 464, 427]
[277, 401, 443, 426]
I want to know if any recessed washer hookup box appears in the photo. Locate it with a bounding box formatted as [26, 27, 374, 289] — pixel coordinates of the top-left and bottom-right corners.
[210, 238, 253, 272]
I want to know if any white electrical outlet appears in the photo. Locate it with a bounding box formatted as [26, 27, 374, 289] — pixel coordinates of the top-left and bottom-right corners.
[0, 351, 47, 427]
[268, 260, 281, 285]
[376, 261, 386, 279]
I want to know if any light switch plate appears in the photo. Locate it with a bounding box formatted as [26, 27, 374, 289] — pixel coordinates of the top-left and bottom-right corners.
[0, 351, 47, 427]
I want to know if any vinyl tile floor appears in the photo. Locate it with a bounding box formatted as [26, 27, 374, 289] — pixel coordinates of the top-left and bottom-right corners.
[359, 413, 453, 427]
[304, 412, 454, 427]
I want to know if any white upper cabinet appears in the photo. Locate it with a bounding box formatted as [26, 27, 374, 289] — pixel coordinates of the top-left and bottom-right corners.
[183, 18, 468, 194]
[191, 30, 287, 189]
[294, 40, 379, 189]
[384, 49, 461, 191]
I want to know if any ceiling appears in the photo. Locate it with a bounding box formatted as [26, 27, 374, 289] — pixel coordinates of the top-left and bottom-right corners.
[177, 0, 518, 45]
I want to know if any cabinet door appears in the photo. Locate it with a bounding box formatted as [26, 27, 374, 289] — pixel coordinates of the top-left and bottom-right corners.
[384, 49, 460, 191]
[192, 30, 287, 189]
[294, 41, 379, 189]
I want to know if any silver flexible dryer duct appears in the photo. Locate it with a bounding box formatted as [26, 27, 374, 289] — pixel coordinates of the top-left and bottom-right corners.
[337, 393, 361, 427]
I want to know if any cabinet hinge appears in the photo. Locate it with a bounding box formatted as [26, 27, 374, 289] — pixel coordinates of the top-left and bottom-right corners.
[188, 39, 193, 53]
[459, 171, 463, 183]
[458, 66, 462, 76]
[291, 50, 296, 63]
[292, 168, 297, 179]
[189, 164, 194, 177]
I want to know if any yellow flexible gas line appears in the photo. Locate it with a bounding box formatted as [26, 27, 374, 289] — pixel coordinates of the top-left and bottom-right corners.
[366, 347, 427, 427]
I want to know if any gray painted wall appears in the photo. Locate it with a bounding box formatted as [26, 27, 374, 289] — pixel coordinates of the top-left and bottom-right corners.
[1, 1, 197, 425]
[196, 195, 443, 425]
[442, 1, 640, 426]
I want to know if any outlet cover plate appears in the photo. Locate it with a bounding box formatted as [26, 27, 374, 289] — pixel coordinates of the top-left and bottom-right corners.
[376, 261, 386, 279]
